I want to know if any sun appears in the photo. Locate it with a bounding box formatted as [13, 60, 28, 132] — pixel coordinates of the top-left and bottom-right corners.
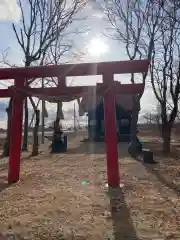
[87, 38, 108, 57]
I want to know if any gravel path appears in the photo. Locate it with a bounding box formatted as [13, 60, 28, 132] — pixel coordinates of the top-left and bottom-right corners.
[0, 133, 179, 239]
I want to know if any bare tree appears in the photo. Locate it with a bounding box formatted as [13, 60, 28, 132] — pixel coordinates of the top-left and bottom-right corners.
[104, 0, 165, 156]
[9, 0, 85, 153]
[43, 34, 75, 136]
[39, 35, 87, 146]
[143, 113, 153, 125]
[2, 100, 12, 156]
[142, 105, 161, 131]
[31, 110, 40, 156]
[150, 2, 180, 153]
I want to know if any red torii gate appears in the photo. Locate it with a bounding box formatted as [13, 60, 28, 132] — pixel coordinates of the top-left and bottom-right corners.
[0, 60, 149, 187]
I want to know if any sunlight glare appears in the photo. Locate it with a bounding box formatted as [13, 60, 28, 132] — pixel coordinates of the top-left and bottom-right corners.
[87, 38, 108, 57]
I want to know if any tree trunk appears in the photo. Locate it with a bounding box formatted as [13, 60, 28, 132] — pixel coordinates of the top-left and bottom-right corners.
[54, 102, 61, 132]
[51, 102, 62, 151]
[32, 110, 40, 156]
[3, 98, 13, 156]
[162, 122, 172, 154]
[128, 95, 140, 157]
[22, 98, 28, 151]
[41, 99, 45, 144]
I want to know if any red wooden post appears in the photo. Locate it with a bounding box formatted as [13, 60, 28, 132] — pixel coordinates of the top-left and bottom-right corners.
[57, 76, 66, 88]
[103, 74, 120, 187]
[8, 79, 24, 183]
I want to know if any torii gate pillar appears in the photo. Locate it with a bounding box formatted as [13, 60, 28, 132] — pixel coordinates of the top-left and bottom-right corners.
[8, 79, 24, 183]
[103, 74, 119, 187]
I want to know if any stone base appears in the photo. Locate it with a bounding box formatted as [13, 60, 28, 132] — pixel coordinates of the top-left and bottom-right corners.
[143, 149, 156, 164]
[107, 186, 123, 213]
[105, 183, 124, 188]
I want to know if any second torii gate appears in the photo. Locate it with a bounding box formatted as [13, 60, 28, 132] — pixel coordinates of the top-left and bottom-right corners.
[0, 59, 149, 187]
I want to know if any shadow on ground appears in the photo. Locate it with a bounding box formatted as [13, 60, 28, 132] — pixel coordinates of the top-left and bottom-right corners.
[0, 154, 31, 173]
[0, 176, 11, 193]
[135, 156, 180, 197]
[141, 135, 180, 160]
[66, 142, 130, 158]
[107, 186, 139, 240]
[138, 137, 180, 196]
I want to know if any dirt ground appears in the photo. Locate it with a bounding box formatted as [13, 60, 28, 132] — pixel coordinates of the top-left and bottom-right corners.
[0, 129, 180, 239]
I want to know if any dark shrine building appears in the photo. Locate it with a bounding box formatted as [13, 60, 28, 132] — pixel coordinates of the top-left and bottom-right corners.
[79, 87, 134, 142]
[88, 100, 132, 142]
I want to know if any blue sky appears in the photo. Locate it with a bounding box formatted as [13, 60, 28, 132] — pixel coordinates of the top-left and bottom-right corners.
[0, 0, 156, 128]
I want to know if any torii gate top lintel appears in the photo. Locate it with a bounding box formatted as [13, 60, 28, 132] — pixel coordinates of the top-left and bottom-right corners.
[0, 59, 149, 80]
